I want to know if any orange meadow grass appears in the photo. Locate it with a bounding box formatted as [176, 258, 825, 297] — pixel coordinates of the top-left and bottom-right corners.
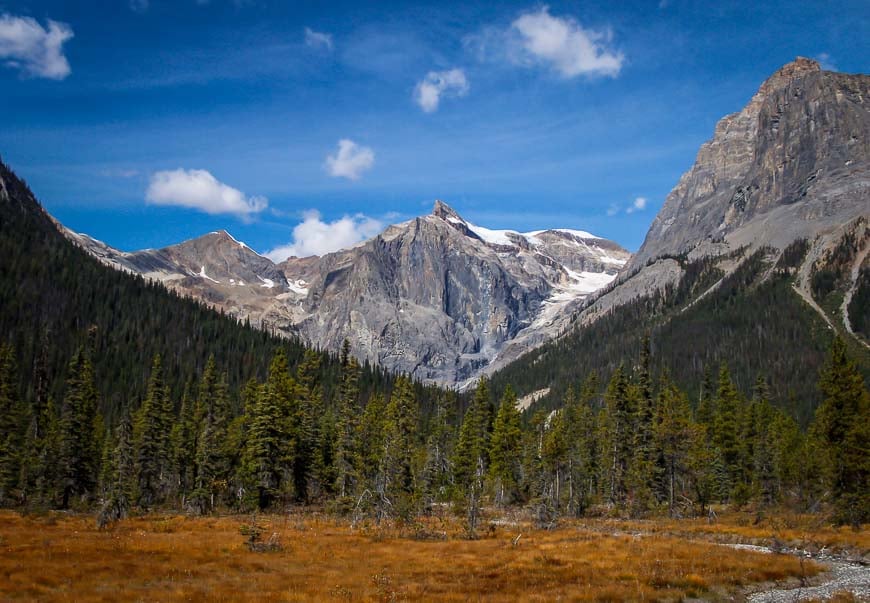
[0, 510, 824, 601]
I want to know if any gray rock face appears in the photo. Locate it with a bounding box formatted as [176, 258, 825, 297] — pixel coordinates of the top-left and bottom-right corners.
[628, 57, 870, 271]
[65, 203, 628, 386]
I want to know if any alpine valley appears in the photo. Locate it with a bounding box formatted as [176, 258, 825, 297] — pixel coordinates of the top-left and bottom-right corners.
[60, 58, 869, 408]
[0, 3, 869, 596]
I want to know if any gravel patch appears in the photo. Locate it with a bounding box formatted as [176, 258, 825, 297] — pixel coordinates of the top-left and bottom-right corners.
[726, 544, 870, 602]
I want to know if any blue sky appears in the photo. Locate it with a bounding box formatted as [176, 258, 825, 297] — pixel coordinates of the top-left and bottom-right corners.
[0, 0, 867, 258]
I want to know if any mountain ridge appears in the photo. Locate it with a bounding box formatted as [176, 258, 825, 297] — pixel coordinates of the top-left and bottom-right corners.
[64, 200, 630, 387]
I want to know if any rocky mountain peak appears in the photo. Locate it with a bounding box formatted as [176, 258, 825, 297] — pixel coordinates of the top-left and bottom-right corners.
[757, 57, 821, 95]
[432, 199, 464, 222]
[622, 58, 868, 272]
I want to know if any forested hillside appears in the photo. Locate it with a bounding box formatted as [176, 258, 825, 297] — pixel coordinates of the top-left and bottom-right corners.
[0, 159, 437, 425]
[491, 242, 869, 426]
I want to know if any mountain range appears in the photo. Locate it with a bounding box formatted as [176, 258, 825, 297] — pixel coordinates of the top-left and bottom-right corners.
[64, 199, 629, 387]
[17, 57, 870, 403]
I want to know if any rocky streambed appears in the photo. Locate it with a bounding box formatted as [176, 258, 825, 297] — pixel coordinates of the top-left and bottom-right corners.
[728, 544, 870, 602]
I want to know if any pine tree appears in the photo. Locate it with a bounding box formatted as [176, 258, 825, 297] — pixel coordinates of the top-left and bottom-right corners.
[563, 376, 600, 516]
[17, 335, 54, 506]
[98, 412, 134, 528]
[453, 379, 491, 491]
[654, 374, 694, 516]
[378, 375, 419, 520]
[695, 366, 716, 427]
[242, 377, 283, 509]
[293, 350, 323, 502]
[712, 363, 742, 501]
[334, 340, 361, 499]
[603, 365, 631, 507]
[171, 383, 196, 503]
[133, 354, 172, 508]
[57, 347, 100, 509]
[813, 337, 870, 526]
[488, 386, 523, 505]
[628, 337, 658, 515]
[190, 356, 231, 514]
[357, 392, 386, 495]
[420, 391, 456, 510]
[0, 344, 23, 504]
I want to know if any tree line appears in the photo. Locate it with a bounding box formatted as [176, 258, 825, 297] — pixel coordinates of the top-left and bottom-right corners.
[0, 335, 866, 531]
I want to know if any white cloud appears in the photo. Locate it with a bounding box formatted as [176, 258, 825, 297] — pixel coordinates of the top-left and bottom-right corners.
[815, 52, 837, 71]
[266, 210, 384, 261]
[0, 14, 73, 80]
[129, 0, 149, 13]
[414, 68, 470, 113]
[145, 169, 267, 218]
[305, 27, 333, 51]
[625, 196, 647, 214]
[510, 7, 623, 78]
[325, 139, 375, 181]
[606, 203, 620, 217]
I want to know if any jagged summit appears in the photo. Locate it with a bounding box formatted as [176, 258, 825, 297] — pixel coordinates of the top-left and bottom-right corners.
[65, 195, 629, 386]
[432, 199, 463, 221]
[625, 56, 868, 271]
[758, 57, 821, 93]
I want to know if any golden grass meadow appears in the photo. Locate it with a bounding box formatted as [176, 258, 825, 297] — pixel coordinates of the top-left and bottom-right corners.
[2, 509, 863, 601]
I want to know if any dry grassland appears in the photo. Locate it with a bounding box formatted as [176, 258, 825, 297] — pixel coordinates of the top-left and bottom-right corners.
[0, 510, 843, 602]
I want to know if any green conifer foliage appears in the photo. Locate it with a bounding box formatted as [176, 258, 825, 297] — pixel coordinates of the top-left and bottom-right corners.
[133, 354, 172, 508]
[488, 385, 523, 506]
[378, 375, 420, 521]
[334, 340, 361, 499]
[57, 347, 100, 509]
[0, 344, 23, 503]
[813, 337, 870, 526]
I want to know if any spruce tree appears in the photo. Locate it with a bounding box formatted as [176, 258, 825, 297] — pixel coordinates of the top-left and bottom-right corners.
[0, 344, 23, 504]
[242, 377, 286, 509]
[603, 365, 631, 507]
[98, 412, 134, 527]
[628, 337, 658, 515]
[378, 375, 419, 520]
[488, 386, 522, 505]
[190, 357, 231, 513]
[334, 340, 361, 499]
[17, 335, 54, 506]
[420, 391, 456, 510]
[357, 392, 386, 495]
[133, 354, 172, 508]
[813, 337, 870, 526]
[654, 374, 693, 516]
[57, 347, 100, 509]
[713, 363, 742, 500]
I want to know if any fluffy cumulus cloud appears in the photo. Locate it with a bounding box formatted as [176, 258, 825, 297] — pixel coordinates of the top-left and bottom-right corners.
[266, 210, 383, 261]
[625, 196, 647, 214]
[414, 68, 470, 113]
[510, 7, 623, 78]
[325, 139, 375, 180]
[145, 169, 267, 218]
[304, 27, 333, 51]
[0, 14, 73, 79]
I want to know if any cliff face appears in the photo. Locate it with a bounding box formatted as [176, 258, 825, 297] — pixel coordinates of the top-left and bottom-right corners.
[65, 201, 628, 386]
[285, 202, 628, 384]
[628, 58, 870, 271]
